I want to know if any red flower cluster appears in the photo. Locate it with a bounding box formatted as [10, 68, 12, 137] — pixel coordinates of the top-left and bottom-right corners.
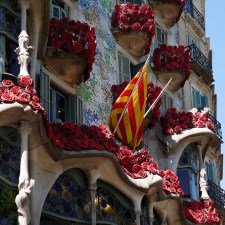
[48, 122, 119, 153]
[159, 169, 184, 196]
[153, 45, 191, 87]
[0, 77, 42, 110]
[116, 147, 159, 179]
[184, 199, 220, 224]
[111, 81, 162, 130]
[160, 108, 215, 135]
[111, 2, 155, 54]
[48, 17, 97, 82]
[153, 0, 186, 22]
[116, 146, 184, 196]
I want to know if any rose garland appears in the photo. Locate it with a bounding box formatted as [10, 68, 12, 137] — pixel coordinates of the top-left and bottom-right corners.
[0, 78, 42, 110]
[160, 108, 215, 135]
[111, 2, 155, 54]
[111, 81, 162, 130]
[153, 45, 191, 87]
[184, 199, 220, 224]
[48, 17, 97, 82]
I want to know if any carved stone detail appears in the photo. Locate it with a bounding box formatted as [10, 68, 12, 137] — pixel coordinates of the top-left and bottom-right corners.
[15, 30, 34, 77]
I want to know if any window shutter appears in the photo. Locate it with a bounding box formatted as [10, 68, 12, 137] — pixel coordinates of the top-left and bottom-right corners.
[40, 72, 50, 116]
[203, 95, 209, 107]
[51, 5, 61, 19]
[196, 91, 201, 108]
[192, 88, 197, 108]
[118, 52, 130, 83]
[66, 95, 83, 124]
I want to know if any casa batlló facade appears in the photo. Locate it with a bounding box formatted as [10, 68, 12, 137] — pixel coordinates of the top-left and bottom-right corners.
[0, 0, 224, 225]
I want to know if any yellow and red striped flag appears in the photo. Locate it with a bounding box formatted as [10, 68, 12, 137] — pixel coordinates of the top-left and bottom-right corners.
[109, 61, 149, 150]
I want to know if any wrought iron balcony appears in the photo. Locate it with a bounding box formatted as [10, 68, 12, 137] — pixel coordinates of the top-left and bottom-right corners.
[208, 180, 225, 208]
[207, 113, 223, 140]
[197, 108, 222, 140]
[187, 44, 214, 85]
[184, 0, 205, 31]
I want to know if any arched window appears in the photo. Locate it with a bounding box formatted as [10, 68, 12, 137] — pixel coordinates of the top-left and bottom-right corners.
[96, 180, 136, 225]
[177, 144, 199, 200]
[41, 169, 91, 224]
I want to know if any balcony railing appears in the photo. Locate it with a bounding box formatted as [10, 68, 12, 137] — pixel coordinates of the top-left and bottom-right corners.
[184, 0, 205, 31]
[208, 180, 225, 208]
[207, 113, 223, 140]
[197, 109, 222, 140]
[187, 44, 214, 84]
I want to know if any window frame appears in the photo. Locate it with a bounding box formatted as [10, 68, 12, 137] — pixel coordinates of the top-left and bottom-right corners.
[155, 24, 167, 48]
[161, 92, 173, 113]
[40, 69, 83, 124]
[191, 87, 209, 109]
[50, 0, 74, 19]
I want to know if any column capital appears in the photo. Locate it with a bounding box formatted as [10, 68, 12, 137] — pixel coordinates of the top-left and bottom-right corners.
[18, 121, 32, 135]
[18, 0, 30, 10]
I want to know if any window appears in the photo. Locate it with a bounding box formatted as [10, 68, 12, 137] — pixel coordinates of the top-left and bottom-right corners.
[50, 0, 70, 19]
[192, 88, 209, 109]
[5, 39, 20, 76]
[0, 35, 20, 77]
[40, 72, 83, 124]
[118, 52, 145, 83]
[186, 32, 198, 46]
[177, 144, 199, 200]
[205, 162, 217, 183]
[161, 93, 173, 112]
[117, 0, 142, 4]
[155, 25, 167, 48]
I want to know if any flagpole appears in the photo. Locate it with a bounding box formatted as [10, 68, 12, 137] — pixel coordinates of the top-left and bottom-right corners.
[144, 77, 172, 118]
[113, 54, 151, 134]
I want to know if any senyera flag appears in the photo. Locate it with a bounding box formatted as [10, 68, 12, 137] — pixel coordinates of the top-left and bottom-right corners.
[109, 59, 149, 150]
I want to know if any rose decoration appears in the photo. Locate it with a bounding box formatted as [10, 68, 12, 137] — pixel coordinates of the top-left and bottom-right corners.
[153, 45, 191, 87]
[47, 18, 97, 82]
[111, 2, 155, 54]
[160, 108, 215, 135]
[0, 77, 43, 112]
[111, 81, 162, 129]
[183, 199, 220, 224]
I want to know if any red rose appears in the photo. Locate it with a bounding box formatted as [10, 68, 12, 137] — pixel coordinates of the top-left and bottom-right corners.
[10, 86, 22, 96]
[121, 155, 132, 166]
[2, 79, 14, 88]
[119, 23, 128, 31]
[32, 95, 40, 102]
[25, 86, 36, 95]
[18, 76, 33, 87]
[132, 22, 141, 31]
[0, 86, 9, 95]
[73, 42, 83, 54]
[29, 101, 42, 110]
[49, 18, 60, 26]
[1, 93, 14, 102]
[16, 93, 31, 104]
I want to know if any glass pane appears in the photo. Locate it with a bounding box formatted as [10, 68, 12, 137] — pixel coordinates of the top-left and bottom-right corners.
[191, 172, 198, 200]
[177, 170, 191, 197]
[56, 93, 65, 121]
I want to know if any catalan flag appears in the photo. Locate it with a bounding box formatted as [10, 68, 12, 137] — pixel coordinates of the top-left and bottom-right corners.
[109, 60, 149, 150]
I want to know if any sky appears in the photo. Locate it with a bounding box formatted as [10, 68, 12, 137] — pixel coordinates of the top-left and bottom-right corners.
[205, 0, 225, 189]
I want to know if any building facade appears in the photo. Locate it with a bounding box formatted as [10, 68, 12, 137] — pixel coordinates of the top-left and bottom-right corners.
[0, 0, 224, 225]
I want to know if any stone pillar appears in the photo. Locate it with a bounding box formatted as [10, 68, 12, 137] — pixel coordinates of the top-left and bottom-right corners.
[87, 169, 101, 225]
[90, 188, 97, 225]
[18, 0, 30, 31]
[16, 121, 34, 225]
[135, 210, 142, 225]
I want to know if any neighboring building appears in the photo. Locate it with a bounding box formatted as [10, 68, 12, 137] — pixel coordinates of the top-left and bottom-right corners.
[0, 0, 224, 225]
